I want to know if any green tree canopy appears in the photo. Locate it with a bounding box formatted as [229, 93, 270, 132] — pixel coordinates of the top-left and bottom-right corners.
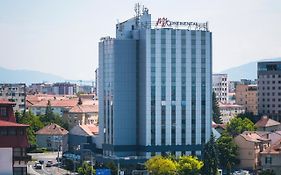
[226, 117, 256, 137]
[177, 156, 203, 175]
[212, 91, 222, 124]
[39, 100, 69, 130]
[78, 161, 95, 175]
[18, 110, 44, 145]
[145, 155, 177, 175]
[216, 133, 239, 175]
[201, 134, 219, 175]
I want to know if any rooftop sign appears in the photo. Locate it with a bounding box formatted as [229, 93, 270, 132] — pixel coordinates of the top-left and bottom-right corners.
[155, 17, 209, 31]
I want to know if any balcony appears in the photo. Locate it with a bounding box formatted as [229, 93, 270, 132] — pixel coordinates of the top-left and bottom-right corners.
[13, 155, 32, 161]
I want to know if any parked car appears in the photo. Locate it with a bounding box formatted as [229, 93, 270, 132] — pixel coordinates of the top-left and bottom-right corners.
[35, 163, 42, 169]
[46, 160, 53, 167]
[39, 160, 44, 164]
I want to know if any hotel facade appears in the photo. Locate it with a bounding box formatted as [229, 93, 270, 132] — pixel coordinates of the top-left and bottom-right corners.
[97, 6, 212, 160]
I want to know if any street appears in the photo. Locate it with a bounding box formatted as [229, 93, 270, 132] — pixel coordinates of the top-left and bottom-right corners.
[27, 152, 71, 175]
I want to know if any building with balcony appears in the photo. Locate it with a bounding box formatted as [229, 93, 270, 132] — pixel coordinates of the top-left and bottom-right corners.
[0, 99, 30, 175]
[213, 74, 228, 103]
[0, 83, 26, 111]
[234, 131, 270, 171]
[219, 103, 245, 123]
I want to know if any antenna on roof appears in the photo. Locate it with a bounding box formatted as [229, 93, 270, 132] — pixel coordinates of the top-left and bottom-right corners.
[135, 3, 141, 28]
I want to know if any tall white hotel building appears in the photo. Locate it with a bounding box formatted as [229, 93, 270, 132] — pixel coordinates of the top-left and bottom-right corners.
[97, 6, 212, 161]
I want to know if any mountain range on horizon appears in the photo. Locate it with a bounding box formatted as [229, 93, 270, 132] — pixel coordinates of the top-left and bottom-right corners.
[0, 66, 65, 84]
[0, 57, 280, 84]
[220, 57, 281, 81]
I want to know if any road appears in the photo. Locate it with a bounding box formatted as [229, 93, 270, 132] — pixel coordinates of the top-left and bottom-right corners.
[27, 152, 71, 175]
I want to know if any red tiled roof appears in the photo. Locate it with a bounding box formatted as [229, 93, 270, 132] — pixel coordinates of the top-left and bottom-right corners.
[0, 99, 16, 105]
[212, 123, 226, 129]
[80, 124, 99, 135]
[0, 120, 29, 127]
[32, 99, 77, 108]
[240, 131, 270, 143]
[261, 138, 281, 154]
[36, 123, 68, 135]
[255, 116, 280, 128]
[69, 105, 98, 113]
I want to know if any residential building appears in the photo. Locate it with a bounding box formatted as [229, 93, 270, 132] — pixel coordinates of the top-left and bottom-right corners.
[52, 82, 77, 95]
[260, 139, 281, 175]
[77, 85, 94, 94]
[63, 101, 98, 129]
[68, 125, 98, 155]
[36, 123, 68, 152]
[219, 103, 245, 123]
[98, 5, 212, 161]
[258, 61, 281, 121]
[27, 83, 52, 95]
[30, 98, 77, 116]
[255, 116, 281, 132]
[0, 83, 26, 111]
[236, 84, 258, 115]
[0, 99, 30, 175]
[213, 74, 228, 103]
[240, 79, 257, 85]
[234, 131, 270, 170]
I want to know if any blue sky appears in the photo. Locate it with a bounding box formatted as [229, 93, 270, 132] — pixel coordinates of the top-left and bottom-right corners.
[0, 0, 281, 80]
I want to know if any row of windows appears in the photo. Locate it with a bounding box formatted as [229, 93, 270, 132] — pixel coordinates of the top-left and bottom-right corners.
[259, 92, 281, 96]
[261, 104, 281, 108]
[259, 86, 281, 90]
[258, 74, 281, 78]
[259, 98, 281, 102]
[258, 80, 281, 84]
[0, 128, 25, 136]
[260, 110, 281, 114]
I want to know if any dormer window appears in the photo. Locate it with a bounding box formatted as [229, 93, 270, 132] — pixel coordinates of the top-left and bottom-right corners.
[0, 107, 7, 117]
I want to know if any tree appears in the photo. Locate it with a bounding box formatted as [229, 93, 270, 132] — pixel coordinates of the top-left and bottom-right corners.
[145, 156, 177, 175]
[104, 161, 118, 175]
[177, 156, 203, 175]
[18, 110, 44, 145]
[78, 161, 95, 175]
[201, 134, 219, 175]
[41, 100, 56, 123]
[212, 91, 222, 124]
[226, 117, 256, 137]
[39, 100, 69, 130]
[216, 133, 239, 175]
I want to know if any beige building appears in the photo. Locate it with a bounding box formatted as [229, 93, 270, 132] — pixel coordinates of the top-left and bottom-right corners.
[219, 103, 245, 123]
[63, 103, 98, 129]
[255, 116, 281, 132]
[260, 139, 281, 175]
[234, 131, 270, 170]
[236, 84, 258, 115]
